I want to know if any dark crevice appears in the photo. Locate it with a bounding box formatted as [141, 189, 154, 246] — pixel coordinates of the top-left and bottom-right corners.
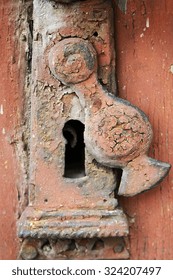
[68, 240, 77, 251]
[114, 168, 123, 195]
[27, 4, 33, 73]
[93, 31, 98, 37]
[63, 120, 86, 178]
[92, 239, 104, 250]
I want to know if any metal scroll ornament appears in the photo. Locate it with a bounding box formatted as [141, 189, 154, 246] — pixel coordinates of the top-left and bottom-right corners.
[49, 37, 170, 196]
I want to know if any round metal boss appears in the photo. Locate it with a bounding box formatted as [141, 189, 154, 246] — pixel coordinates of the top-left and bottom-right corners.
[49, 38, 97, 84]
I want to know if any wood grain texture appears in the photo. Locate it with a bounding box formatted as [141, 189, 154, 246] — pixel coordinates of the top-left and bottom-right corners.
[0, 0, 26, 259]
[115, 0, 173, 259]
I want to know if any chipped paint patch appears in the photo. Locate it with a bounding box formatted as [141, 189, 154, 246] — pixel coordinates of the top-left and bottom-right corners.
[146, 17, 150, 28]
[170, 65, 173, 74]
[2, 128, 6, 135]
[0, 104, 4, 115]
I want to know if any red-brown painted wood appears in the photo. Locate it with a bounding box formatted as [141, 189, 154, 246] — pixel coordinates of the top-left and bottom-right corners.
[0, 0, 26, 259]
[115, 0, 173, 259]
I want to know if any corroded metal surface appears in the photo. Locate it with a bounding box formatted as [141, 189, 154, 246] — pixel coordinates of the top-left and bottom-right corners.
[51, 0, 86, 3]
[47, 0, 128, 14]
[19, 208, 129, 239]
[49, 38, 97, 84]
[18, 0, 129, 260]
[28, 0, 117, 209]
[49, 37, 170, 196]
[20, 237, 129, 260]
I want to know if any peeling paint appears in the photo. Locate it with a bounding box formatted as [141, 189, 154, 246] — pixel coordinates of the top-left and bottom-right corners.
[170, 65, 173, 74]
[2, 128, 6, 135]
[146, 17, 150, 28]
[18, 0, 128, 260]
[0, 104, 4, 115]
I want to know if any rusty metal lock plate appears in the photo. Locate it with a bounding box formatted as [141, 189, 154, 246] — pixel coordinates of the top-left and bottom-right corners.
[18, 0, 170, 260]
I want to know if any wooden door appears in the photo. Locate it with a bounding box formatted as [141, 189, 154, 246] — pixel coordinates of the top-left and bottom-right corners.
[0, 0, 172, 259]
[115, 0, 173, 259]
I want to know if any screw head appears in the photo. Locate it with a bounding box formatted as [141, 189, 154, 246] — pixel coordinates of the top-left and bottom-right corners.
[49, 38, 97, 84]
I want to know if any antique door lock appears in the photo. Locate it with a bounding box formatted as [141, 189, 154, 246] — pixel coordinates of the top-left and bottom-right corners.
[18, 0, 170, 259]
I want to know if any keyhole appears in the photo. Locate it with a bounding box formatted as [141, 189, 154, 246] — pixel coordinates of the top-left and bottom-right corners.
[63, 120, 86, 178]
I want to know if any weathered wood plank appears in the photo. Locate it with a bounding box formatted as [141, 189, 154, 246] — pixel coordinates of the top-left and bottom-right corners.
[0, 0, 28, 259]
[115, 0, 173, 259]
